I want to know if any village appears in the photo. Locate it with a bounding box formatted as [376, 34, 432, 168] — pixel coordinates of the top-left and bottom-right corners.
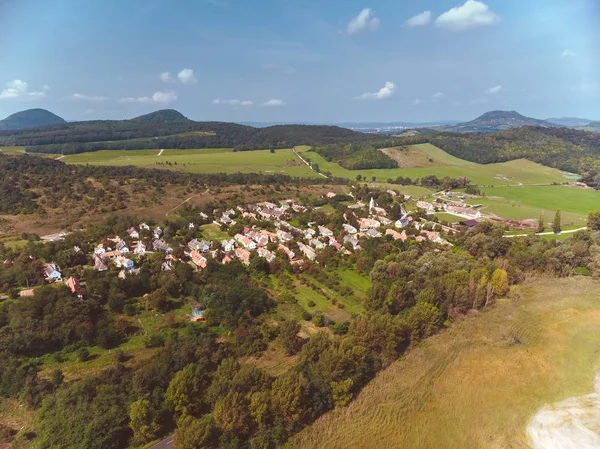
[29, 189, 492, 308]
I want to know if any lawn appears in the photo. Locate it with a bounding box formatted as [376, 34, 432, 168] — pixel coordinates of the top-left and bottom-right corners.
[200, 223, 230, 240]
[291, 276, 600, 449]
[468, 185, 600, 224]
[62, 148, 318, 178]
[433, 212, 462, 223]
[300, 147, 568, 186]
[0, 146, 26, 154]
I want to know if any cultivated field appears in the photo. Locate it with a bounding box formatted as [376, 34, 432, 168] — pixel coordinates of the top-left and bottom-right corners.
[466, 185, 600, 225]
[382, 143, 475, 168]
[291, 277, 600, 449]
[62, 147, 317, 178]
[300, 147, 569, 186]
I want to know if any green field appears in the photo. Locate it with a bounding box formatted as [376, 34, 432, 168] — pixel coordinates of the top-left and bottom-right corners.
[199, 223, 230, 240]
[383, 143, 475, 168]
[62, 148, 317, 177]
[300, 148, 568, 186]
[467, 185, 600, 224]
[291, 277, 600, 449]
[0, 146, 26, 154]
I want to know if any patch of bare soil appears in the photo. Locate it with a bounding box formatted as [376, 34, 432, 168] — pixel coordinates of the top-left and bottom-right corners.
[380, 147, 438, 168]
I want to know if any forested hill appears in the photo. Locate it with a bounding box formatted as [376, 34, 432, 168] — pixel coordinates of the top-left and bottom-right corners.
[0, 109, 372, 154]
[0, 108, 66, 131]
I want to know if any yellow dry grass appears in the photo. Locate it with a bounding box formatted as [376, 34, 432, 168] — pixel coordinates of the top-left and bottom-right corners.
[291, 277, 600, 449]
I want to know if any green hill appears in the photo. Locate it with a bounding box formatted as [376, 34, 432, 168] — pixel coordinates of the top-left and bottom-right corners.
[0, 108, 66, 131]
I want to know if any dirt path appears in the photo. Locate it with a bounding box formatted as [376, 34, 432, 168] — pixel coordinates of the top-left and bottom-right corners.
[527, 372, 600, 448]
[157, 149, 164, 156]
[505, 227, 587, 238]
[293, 147, 328, 178]
[55, 155, 66, 160]
[164, 190, 209, 218]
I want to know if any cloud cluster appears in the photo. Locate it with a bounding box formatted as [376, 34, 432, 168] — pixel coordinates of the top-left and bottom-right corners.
[71, 93, 110, 102]
[212, 99, 254, 106]
[120, 90, 177, 104]
[485, 85, 503, 95]
[160, 68, 198, 84]
[354, 81, 396, 100]
[405, 11, 432, 28]
[561, 49, 576, 59]
[406, 1, 500, 33]
[347, 8, 380, 34]
[0, 80, 49, 101]
[261, 99, 285, 107]
[435, 0, 500, 31]
[432, 92, 444, 99]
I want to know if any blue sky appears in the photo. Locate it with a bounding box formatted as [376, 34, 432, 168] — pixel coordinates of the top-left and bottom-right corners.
[0, 0, 598, 122]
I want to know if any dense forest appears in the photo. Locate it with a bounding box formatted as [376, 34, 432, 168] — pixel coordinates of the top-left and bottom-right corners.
[0, 110, 373, 154]
[311, 143, 398, 170]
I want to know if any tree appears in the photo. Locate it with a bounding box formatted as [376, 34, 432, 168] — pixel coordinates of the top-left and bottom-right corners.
[166, 364, 210, 416]
[278, 320, 301, 355]
[129, 399, 159, 444]
[270, 371, 309, 423]
[588, 210, 600, 230]
[537, 213, 545, 233]
[490, 268, 509, 297]
[330, 379, 354, 408]
[213, 392, 252, 437]
[553, 210, 562, 234]
[51, 368, 64, 387]
[173, 414, 217, 449]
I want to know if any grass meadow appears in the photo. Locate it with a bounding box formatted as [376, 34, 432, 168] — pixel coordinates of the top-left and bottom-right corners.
[291, 276, 600, 449]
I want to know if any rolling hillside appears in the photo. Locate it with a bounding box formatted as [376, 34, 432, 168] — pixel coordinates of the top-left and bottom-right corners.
[0, 108, 66, 131]
[441, 110, 562, 133]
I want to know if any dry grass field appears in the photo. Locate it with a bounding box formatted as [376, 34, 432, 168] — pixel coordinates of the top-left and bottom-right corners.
[291, 277, 600, 449]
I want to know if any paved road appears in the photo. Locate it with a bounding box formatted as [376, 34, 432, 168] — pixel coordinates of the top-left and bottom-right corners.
[504, 227, 587, 238]
[149, 435, 174, 449]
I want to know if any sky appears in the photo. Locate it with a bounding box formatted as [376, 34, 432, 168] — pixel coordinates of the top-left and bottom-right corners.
[0, 0, 598, 123]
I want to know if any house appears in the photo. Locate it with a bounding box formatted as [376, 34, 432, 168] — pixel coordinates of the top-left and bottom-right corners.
[115, 257, 134, 270]
[190, 251, 207, 269]
[188, 222, 195, 229]
[343, 235, 360, 250]
[326, 192, 337, 199]
[318, 226, 334, 237]
[65, 277, 83, 298]
[154, 227, 163, 239]
[330, 240, 343, 251]
[297, 243, 316, 261]
[235, 248, 251, 265]
[188, 239, 212, 253]
[343, 224, 358, 234]
[94, 244, 106, 255]
[373, 206, 387, 216]
[417, 201, 435, 212]
[278, 244, 295, 260]
[257, 247, 276, 262]
[139, 222, 150, 231]
[153, 239, 172, 253]
[102, 250, 121, 259]
[446, 205, 482, 219]
[134, 241, 146, 255]
[386, 189, 398, 196]
[395, 217, 410, 228]
[309, 238, 325, 250]
[127, 227, 139, 239]
[459, 219, 479, 228]
[378, 216, 393, 225]
[386, 229, 407, 241]
[199, 212, 209, 220]
[161, 260, 173, 271]
[277, 229, 293, 241]
[93, 254, 109, 271]
[365, 229, 382, 238]
[222, 255, 232, 265]
[359, 218, 381, 229]
[235, 234, 256, 250]
[191, 305, 205, 322]
[259, 208, 284, 220]
[73, 246, 83, 254]
[43, 264, 62, 282]
[116, 240, 129, 253]
[221, 239, 236, 252]
[415, 236, 427, 243]
[19, 289, 35, 298]
[254, 233, 269, 247]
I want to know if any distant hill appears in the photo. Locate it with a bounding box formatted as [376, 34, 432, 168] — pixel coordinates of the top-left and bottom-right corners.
[441, 111, 562, 133]
[583, 121, 600, 132]
[0, 109, 66, 131]
[0, 109, 372, 154]
[546, 117, 592, 127]
[130, 109, 191, 123]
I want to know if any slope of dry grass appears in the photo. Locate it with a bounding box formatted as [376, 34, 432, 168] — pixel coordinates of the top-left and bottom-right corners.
[291, 277, 600, 449]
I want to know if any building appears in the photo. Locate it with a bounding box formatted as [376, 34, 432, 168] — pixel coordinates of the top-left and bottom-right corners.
[221, 239, 236, 252]
[235, 248, 251, 265]
[190, 251, 207, 269]
[343, 235, 360, 250]
[65, 277, 83, 298]
[310, 238, 325, 250]
[153, 239, 172, 253]
[134, 241, 146, 255]
[343, 224, 358, 234]
[278, 244, 295, 260]
[359, 218, 381, 229]
[127, 227, 139, 239]
[43, 264, 62, 282]
[297, 243, 316, 261]
[386, 229, 407, 241]
[115, 240, 129, 253]
[93, 254, 109, 271]
[446, 205, 482, 219]
[318, 226, 334, 237]
[373, 206, 387, 216]
[257, 247, 276, 262]
[188, 239, 211, 253]
[417, 201, 435, 212]
[235, 234, 256, 250]
[115, 257, 134, 270]
[395, 217, 410, 228]
[154, 227, 163, 239]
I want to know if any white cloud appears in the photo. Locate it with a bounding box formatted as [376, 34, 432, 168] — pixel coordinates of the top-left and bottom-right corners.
[160, 72, 175, 83]
[435, 0, 500, 31]
[260, 99, 286, 107]
[71, 93, 110, 102]
[354, 81, 396, 100]
[406, 11, 432, 28]
[561, 49, 576, 59]
[0, 79, 48, 100]
[432, 92, 444, 99]
[485, 85, 503, 95]
[159, 69, 197, 84]
[177, 68, 197, 84]
[347, 8, 380, 34]
[120, 90, 177, 104]
[469, 97, 488, 105]
[212, 99, 254, 106]
[412, 98, 421, 106]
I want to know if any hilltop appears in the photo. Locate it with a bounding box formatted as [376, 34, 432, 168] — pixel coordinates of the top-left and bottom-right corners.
[441, 110, 561, 133]
[0, 108, 370, 154]
[0, 108, 66, 131]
